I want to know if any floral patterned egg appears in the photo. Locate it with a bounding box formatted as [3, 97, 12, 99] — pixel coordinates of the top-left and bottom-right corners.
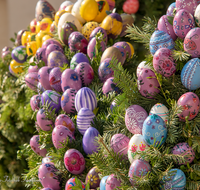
[36, 47, 47, 65]
[113, 41, 132, 59]
[38, 162, 61, 190]
[166, 2, 176, 16]
[55, 114, 75, 134]
[38, 66, 53, 90]
[75, 62, 94, 86]
[125, 105, 148, 135]
[64, 149, 85, 174]
[61, 69, 82, 91]
[110, 134, 130, 159]
[82, 22, 99, 40]
[65, 178, 85, 190]
[70, 52, 90, 70]
[153, 48, 176, 77]
[137, 69, 160, 99]
[49, 67, 62, 92]
[61, 88, 77, 114]
[142, 114, 167, 147]
[102, 77, 121, 95]
[68, 32, 88, 54]
[30, 135, 47, 157]
[177, 92, 200, 121]
[176, 0, 197, 15]
[136, 61, 151, 77]
[128, 159, 151, 186]
[52, 125, 75, 149]
[89, 26, 107, 44]
[45, 44, 64, 60]
[172, 142, 195, 165]
[36, 109, 54, 131]
[181, 58, 200, 90]
[25, 72, 39, 91]
[28, 65, 39, 73]
[30, 94, 41, 111]
[42, 39, 63, 49]
[11, 45, 27, 63]
[173, 9, 195, 39]
[106, 174, 121, 190]
[85, 167, 100, 189]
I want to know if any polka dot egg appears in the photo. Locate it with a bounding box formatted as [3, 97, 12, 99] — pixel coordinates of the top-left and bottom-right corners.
[82, 21, 99, 40]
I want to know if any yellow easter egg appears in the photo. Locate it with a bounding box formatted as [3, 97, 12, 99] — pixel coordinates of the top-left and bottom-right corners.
[55, 10, 67, 26]
[126, 42, 134, 57]
[21, 31, 31, 46]
[40, 18, 53, 32]
[36, 21, 41, 33]
[27, 33, 37, 43]
[80, 0, 99, 21]
[42, 35, 52, 44]
[36, 31, 51, 48]
[10, 60, 23, 74]
[82, 22, 99, 40]
[27, 41, 37, 56]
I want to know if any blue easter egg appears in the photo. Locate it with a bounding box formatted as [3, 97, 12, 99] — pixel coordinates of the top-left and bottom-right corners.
[142, 114, 167, 147]
[149, 30, 175, 55]
[181, 58, 200, 90]
[160, 169, 186, 190]
[100, 176, 109, 190]
[70, 52, 90, 70]
[166, 2, 176, 16]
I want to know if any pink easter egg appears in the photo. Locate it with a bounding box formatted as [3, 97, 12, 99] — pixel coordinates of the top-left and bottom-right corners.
[30, 94, 41, 111]
[41, 188, 53, 190]
[38, 162, 61, 190]
[61, 69, 82, 91]
[158, 15, 177, 41]
[136, 61, 151, 78]
[42, 38, 63, 49]
[30, 135, 47, 157]
[110, 134, 130, 159]
[125, 105, 148, 134]
[61, 88, 77, 114]
[37, 109, 54, 131]
[49, 67, 62, 92]
[28, 65, 39, 73]
[153, 48, 176, 77]
[55, 114, 75, 134]
[45, 44, 64, 60]
[52, 125, 75, 149]
[176, 0, 197, 15]
[102, 77, 121, 95]
[177, 92, 200, 121]
[75, 62, 94, 86]
[25, 72, 39, 91]
[89, 27, 108, 44]
[38, 66, 53, 90]
[113, 41, 132, 59]
[106, 174, 121, 190]
[173, 9, 195, 39]
[137, 69, 160, 99]
[64, 149, 85, 175]
[36, 47, 47, 65]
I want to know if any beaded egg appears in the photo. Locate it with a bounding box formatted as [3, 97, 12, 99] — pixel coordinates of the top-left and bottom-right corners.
[11, 46, 27, 63]
[102, 77, 121, 95]
[38, 66, 53, 90]
[85, 167, 101, 189]
[30, 94, 41, 111]
[49, 67, 62, 92]
[25, 72, 39, 91]
[65, 178, 85, 190]
[89, 27, 107, 44]
[70, 52, 90, 70]
[106, 174, 121, 190]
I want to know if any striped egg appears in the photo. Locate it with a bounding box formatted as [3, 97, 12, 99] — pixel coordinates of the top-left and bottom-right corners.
[77, 108, 95, 135]
[75, 87, 97, 112]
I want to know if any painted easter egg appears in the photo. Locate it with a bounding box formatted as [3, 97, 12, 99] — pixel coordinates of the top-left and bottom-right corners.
[61, 69, 82, 91]
[120, 13, 135, 37]
[85, 167, 100, 189]
[125, 105, 148, 135]
[153, 48, 176, 77]
[64, 149, 85, 174]
[52, 125, 75, 149]
[110, 99, 118, 112]
[42, 39, 62, 49]
[177, 92, 200, 121]
[59, 1, 74, 11]
[166, 2, 176, 16]
[89, 26, 107, 44]
[41, 188, 53, 190]
[70, 52, 90, 70]
[15, 29, 26, 46]
[105, 174, 121, 190]
[123, 0, 139, 14]
[61, 88, 77, 114]
[149, 29, 175, 55]
[136, 61, 151, 77]
[30, 94, 41, 111]
[194, 4, 200, 26]
[28, 65, 39, 73]
[65, 178, 85, 190]
[75, 87, 97, 112]
[173, 9, 195, 39]
[38, 66, 53, 90]
[176, 0, 197, 15]
[45, 44, 64, 60]
[142, 114, 167, 147]
[42, 157, 52, 164]
[71, 0, 86, 24]
[49, 67, 62, 92]
[36, 47, 47, 65]
[113, 41, 132, 59]
[75, 62, 94, 86]
[11, 46, 27, 63]
[55, 10, 67, 25]
[25, 72, 39, 91]
[82, 21, 99, 40]
[30, 135, 47, 157]
[181, 58, 200, 90]
[37, 82, 46, 94]
[137, 69, 160, 99]
[100, 176, 109, 190]
[102, 77, 121, 95]
[55, 114, 75, 134]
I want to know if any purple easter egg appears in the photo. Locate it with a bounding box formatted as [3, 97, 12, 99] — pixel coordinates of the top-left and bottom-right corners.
[61, 69, 82, 91]
[61, 88, 77, 114]
[106, 174, 121, 190]
[85, 167, 100, 189]
[176, 0, 197, 15]
[137, 69, 160, 99]
[125, 105, 148, 134]
[158, 15, 177, 41]
[113, 41, 132, 59]
[173, 9, 195, 39]
[153, 48, 176, 77]
[28, 65, 39, 73]
[2, 51, 11, 60]
[36, 47, 47, 65]
[55, 114, 75, 134]
[166, 2, 176, 16]
[177, 92, 200, 121]
[184, 27, 200, 58]
[37, 82, 46, 94]
[102, 77, 121, 95]
[65, 178, 85, 190]
[64, 149, 85, 174]
[89, 27, 108, 44]
[98, 58, 114, 83]
[68, 32, 88, 54]
[49, 67, 62, 92]
[30, 135, 47, 157]
[36, 109, 54, 131]
[38, 162, 61, 190]
[11, 45, 27, 63]
[172, 142, 195, 165]
[41, 90, 61, 113]
[41, 188, 53, 190]
[25, 72, 38, 91]
[45, 44, 64, 60]
[47, 51, 69, 68]
[87, 38, 106, 60]
[82, 127, 100, 155]
[42, 38, 62, 49]
[128, 159, 151, 185]
[15, 29, 26, 46]
[30, 94, 41, 111]
[75, 62, 94, 86]
[52, 125, 75, 149]
[38, 66, 53, 90]
[110, 134, 130, 159]
[70, 52, 90, 70]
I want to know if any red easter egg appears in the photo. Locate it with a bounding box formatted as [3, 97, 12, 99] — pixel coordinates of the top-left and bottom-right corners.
[123, 0, 139, 14]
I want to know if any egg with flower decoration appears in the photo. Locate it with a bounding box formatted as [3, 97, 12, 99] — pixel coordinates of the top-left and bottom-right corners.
[49, 67, 62, 92]
[11, 46, 27, 63]
[106, 174, 121, 190]
[65, 178, 85, 190]
[177, 92, 200, 121]
[176, 0, 197, 15]
[120, 13, 135, 37]
[166, 2, 176, 16]
[30, 94, 41, 111]
[89, 26, 107, 44]
[123, 0, 139, 14]
[102, 77, 121, 95]
[64, 149, 85, 174]
[38, 66, 53, 90]
[70, 52, 90, 70]
[82, 21, 99, 40]
[25, 72, 39, 91]
[85, 167, 100, 189]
